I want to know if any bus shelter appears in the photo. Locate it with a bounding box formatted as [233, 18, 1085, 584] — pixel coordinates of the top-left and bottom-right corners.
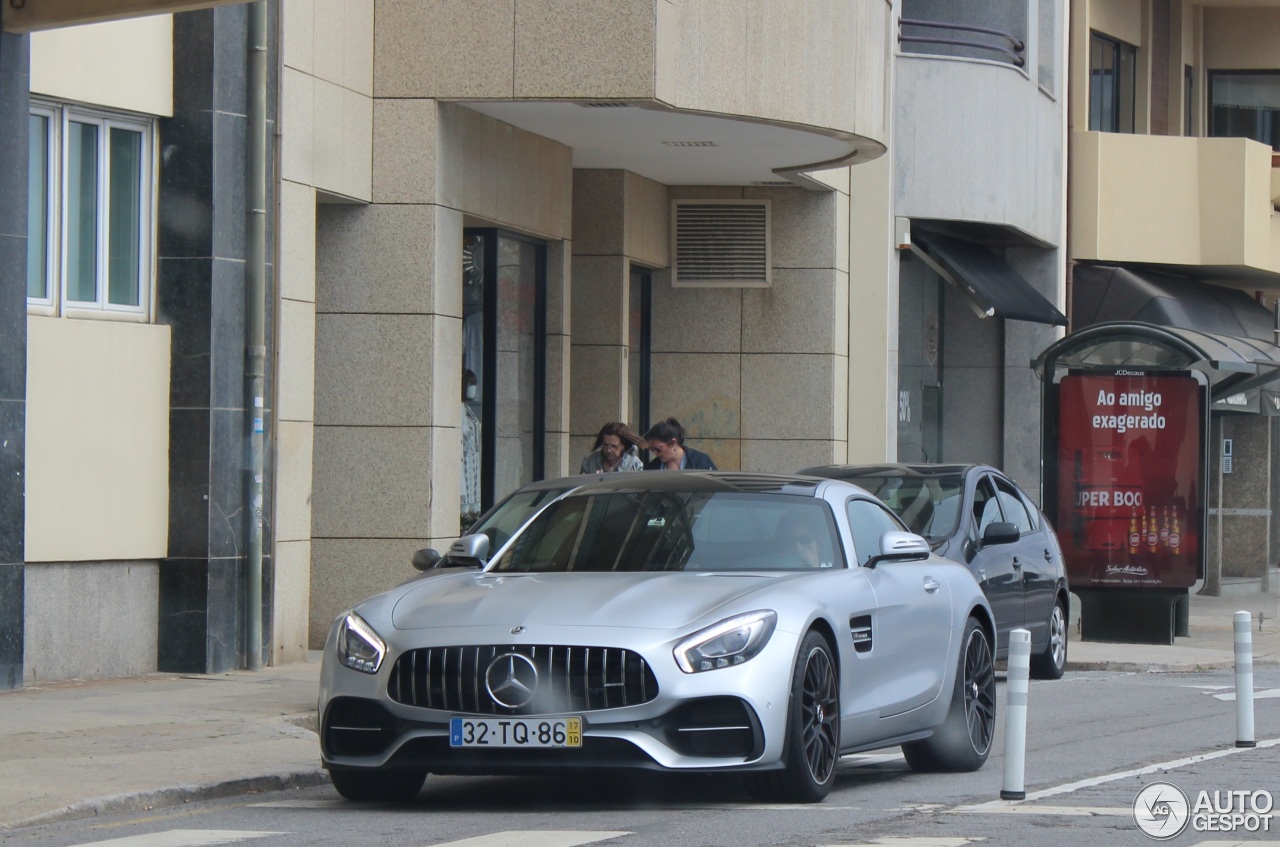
[1035, 321, 1280, 643]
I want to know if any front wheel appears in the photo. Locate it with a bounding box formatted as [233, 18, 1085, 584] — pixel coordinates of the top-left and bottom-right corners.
[902, 616, 996, 773]
[767, 631, 840, 803]
[1030, 597, 1068, 680]
[329, 767, 427, 803]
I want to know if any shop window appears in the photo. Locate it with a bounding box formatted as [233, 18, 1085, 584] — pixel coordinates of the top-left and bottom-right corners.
[1089, 32, 1136, 133]
[1209, 71, 1280, 151]
[628, 266, 651, 436]
[27, 102, 155, 320]
[462, 228, 547, 524]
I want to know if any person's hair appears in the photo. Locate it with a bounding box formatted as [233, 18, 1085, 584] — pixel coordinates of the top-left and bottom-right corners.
[592, 421, 647, 452]
[643, 417, 685, 446]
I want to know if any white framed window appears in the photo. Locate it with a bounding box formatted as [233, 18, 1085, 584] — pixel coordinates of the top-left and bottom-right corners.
[27, 100, 156, 321]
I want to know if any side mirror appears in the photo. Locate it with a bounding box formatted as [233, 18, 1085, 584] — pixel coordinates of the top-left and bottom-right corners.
[866, 530, 931, 567]
[411, 548, 442, 571]
[445, 532, 491, 568]
[981, 521, 1020, 547]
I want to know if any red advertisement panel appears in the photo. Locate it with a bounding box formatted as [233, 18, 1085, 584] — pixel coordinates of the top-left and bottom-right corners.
[1055, 372, 1203, 589]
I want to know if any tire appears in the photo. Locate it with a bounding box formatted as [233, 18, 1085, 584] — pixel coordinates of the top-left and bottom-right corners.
[767, 631, 840, 803]
[328, 767, 427, 803]
[1030, 597, 1068, 680]
[902, 617, 996, 773]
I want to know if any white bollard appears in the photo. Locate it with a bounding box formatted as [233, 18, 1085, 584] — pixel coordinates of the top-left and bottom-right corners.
[1001, 627, 1031, 800]
[1235, 610, 1256, 748]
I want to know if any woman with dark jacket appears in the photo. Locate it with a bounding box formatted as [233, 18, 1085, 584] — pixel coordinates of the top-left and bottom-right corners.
[643, 417, 717, 470]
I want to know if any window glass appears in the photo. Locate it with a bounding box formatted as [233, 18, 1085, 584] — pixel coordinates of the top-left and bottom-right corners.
[108, 127, 143, 307]
[67, 120, 99, 304]
[26, 103, 153, 318]
[973, 475, 1003, 538]
[846, 498, 908, 568]
[839, 472, 962, 541]
[1090, 32, 1136, 133]
[27, 113, 50, 300]
[628, 266, 651, 436]
[493, 492, 840, 573]
[1209, 71, 1280, 151]
[993, 477, 1033, 534]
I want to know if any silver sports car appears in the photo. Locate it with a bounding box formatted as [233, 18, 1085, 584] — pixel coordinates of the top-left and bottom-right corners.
[319, 472, 997, 804]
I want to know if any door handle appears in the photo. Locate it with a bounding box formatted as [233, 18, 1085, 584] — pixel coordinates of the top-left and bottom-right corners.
[1044, 548, 1053, 562]
[923, 577, 941, 593]
[1012, 556, 1022, 569]
[978, 567, 987, 582]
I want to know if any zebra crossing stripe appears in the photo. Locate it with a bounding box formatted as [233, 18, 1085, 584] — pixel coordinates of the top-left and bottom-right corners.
[66, 831, 284, 847]
[425, 833, 631, 847]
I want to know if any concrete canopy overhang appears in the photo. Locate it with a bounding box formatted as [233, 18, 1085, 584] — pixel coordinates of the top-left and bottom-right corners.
[1033, 321, 1280, 410]
[462, 100, 884, 189]
[2, 0, 246, 33]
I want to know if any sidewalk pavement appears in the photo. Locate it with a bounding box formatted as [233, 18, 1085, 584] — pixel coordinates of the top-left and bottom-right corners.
[2, 591, 1278, 831]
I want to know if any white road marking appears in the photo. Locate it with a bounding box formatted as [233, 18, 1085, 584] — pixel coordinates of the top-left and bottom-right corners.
[954, 805, 1129, 816]
[65, 831, 284, 847]
[819, 838, 983, 847]
[425, 834, 630, 847]
[1211, 688, 1280, 701]
[955, 736, 1280, 811]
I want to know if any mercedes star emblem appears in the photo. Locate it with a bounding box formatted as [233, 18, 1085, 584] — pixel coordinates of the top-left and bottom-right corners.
[485, 652, 539, 709]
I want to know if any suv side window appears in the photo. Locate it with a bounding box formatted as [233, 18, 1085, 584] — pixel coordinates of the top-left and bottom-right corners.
[972, 475, 1003, 539]
[993, 476, 1033, 534]
[846, 498, 908, 568]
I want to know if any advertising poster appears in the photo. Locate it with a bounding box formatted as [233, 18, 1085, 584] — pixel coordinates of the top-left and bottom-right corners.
[1055, 371, 1203, 589]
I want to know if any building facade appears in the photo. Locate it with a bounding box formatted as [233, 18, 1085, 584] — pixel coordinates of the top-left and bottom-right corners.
[2, 0, 913, 686]
[1068, 0, 1280, 595]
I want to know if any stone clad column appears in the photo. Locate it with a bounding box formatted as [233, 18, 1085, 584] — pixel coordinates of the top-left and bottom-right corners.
[0, 31, 30, 689]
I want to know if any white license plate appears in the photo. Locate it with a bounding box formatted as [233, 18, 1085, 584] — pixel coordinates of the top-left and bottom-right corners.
[449, 716, 583, 748]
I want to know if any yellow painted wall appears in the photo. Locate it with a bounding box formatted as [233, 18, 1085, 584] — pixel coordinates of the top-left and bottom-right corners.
[30, 15, 173, 117]
[1090, 0, 1143, 46]
[1204, 9, 1280, 70]
[25, 317, 171, 562]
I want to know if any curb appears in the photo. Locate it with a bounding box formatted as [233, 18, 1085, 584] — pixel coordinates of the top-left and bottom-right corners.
[1066, 659, 1237, 673]
[1, 769, 331, 832]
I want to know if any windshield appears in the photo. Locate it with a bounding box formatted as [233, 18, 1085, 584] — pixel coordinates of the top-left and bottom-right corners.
[491, 491, 843, 573]
[841, 474, 964, 541]
[468, 486, 577, 553]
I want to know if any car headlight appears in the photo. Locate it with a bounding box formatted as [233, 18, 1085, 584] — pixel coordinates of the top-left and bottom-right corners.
[336, 612, 386, 674]
[675, 610, 777, 673]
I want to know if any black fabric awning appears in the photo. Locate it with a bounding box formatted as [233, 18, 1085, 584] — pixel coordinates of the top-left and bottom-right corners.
[911, 231, 1067, 326]
[1072, 264, 1276, 339]
[1064, 265, 1280, 412]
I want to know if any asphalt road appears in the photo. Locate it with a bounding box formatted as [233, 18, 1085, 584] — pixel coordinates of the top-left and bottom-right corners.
[7, 666, 1280, 847]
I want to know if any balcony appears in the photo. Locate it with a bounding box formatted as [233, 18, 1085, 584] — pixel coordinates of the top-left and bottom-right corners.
[895, 52, 1062, 246]
[1071, 132, 1280, 283]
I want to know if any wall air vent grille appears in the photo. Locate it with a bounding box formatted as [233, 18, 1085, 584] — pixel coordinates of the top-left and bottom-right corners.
[671, 200, 771, 288]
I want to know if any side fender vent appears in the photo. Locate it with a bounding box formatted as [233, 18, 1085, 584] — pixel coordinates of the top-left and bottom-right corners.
[849, 615, 873, 654]
[671, 200, 771, 288]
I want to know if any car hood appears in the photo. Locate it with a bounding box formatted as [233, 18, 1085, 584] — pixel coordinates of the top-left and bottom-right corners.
[388, 571, 794, 632]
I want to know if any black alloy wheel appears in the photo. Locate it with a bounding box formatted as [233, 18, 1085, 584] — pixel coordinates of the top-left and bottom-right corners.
[1031, 597, 1068, 680]
[770, 631, 840, 802]
[902, 616, 996, 772]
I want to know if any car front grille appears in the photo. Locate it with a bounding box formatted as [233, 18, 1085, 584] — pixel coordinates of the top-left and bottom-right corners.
[387, 644, 660, 715]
